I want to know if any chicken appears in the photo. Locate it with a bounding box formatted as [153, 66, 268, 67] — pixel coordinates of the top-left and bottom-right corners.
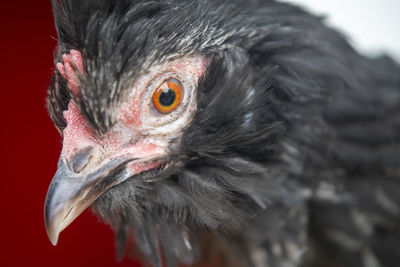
[44, 1, 400, 266]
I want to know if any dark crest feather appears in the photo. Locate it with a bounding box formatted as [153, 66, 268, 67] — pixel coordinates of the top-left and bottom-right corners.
[47, 1, 400, 266]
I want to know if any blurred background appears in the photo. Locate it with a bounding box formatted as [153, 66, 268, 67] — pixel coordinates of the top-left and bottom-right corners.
[285, 0, 400, 61]
[1, 1, 398, 267]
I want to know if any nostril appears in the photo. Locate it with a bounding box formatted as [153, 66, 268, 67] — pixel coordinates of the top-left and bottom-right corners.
[71, 146, 93, 173]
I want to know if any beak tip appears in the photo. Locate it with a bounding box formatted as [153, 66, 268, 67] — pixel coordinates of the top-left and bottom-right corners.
[50, 237, 59, 246]
[45, 222, 60, 246]
[49, 232, 59, 246]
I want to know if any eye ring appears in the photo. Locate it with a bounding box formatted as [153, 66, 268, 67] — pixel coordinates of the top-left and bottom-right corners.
[152, 78, 183, 114]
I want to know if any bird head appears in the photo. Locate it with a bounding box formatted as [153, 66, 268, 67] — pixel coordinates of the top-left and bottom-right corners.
[43, 0, 326, 265]
[45, 47, 208, 243]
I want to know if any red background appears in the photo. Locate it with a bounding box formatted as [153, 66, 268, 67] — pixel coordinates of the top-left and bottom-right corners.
[1, 2, 141, 267]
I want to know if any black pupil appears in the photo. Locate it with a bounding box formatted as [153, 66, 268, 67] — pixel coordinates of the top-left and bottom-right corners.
[159, 88, 176, 107]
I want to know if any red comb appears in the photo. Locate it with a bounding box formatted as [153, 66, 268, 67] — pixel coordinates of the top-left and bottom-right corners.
[56, 49, 84, 95]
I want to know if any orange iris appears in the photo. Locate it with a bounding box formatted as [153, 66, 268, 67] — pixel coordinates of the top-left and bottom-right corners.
[152, 78, 183, 114]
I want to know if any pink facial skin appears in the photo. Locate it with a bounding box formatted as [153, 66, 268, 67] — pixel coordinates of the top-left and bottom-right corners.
[62, 99, 165, 175]
[57, 50, 165, 175]
[62, 101, 96, 160]
[119, 95, 143, 128]
[118, 56, 210, 132]
[58, 50, 208, 177]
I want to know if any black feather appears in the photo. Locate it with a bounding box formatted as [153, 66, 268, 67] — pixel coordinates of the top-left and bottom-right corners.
[47, 1, 400, 266]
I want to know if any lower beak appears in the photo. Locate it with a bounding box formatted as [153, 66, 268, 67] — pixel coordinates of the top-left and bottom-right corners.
[44, 157, 130, 245]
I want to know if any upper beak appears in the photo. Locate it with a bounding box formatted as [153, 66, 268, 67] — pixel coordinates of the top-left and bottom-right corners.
[44, 154, 130, 245]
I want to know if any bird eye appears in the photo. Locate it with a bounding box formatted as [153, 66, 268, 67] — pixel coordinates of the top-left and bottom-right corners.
[152, 78, 183, 114]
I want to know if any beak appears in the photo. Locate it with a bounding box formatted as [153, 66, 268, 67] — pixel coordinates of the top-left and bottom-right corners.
[44, 155, 130, 245]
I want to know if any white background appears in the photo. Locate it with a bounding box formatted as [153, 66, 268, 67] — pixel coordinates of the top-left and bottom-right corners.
[282, 0, 400, 61]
